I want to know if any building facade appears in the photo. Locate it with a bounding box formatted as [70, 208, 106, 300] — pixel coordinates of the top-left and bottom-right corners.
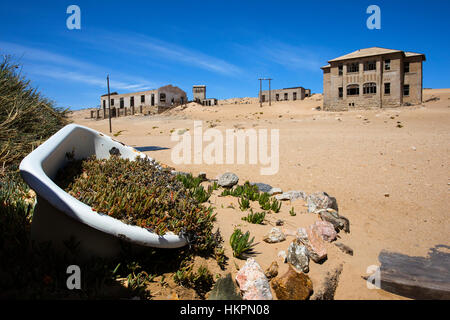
[260, 86, 308, 102]
[192, 85, 218, 106]
[321, 47, 425, 111]
[100, 85, 187, 112]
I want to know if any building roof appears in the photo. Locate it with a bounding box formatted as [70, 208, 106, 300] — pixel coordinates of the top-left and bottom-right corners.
[327, 47, 425, 63]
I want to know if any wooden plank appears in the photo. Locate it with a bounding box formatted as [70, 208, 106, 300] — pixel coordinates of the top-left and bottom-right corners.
[378, 245, 450, 300]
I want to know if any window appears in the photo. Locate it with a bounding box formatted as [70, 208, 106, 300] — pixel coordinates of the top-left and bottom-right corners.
[276, 94, 279, 101]
[338, 87, 343, 98]
[284, 93, 288, 100]
[130, 96, 134, 107]
[363, 82, 377, 94]
[385, 59, 391, 71]
[403, 84, 410, 96]
[404, 62, 410, 73]
[347, 63, 359, 73]
[347, 84, 359, 96]
[120, 97, 124, 108]
[384, 83, 390, 95]
[364, 61, 376, 71]
[111, 98, 114, 106]
[160, 93, 166, 103]
[338, 64, 343, 76]
[103, 100, 106, 108]
[293, 92, 297, 100]
[261, 95, 266, 102]
[141, 95, 145, 103]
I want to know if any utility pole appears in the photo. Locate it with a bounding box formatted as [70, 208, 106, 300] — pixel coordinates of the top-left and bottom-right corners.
[258, 78, 263, 107]
[107, 75, 112, 133]
[258, 78, 273, 107]
[267, 78, 273, 106]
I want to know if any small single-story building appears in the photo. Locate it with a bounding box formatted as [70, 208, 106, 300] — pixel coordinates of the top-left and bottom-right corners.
[260, 86, 310, 102]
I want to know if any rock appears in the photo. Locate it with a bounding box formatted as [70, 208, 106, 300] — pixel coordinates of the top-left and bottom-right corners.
[275, 190, 307, 201]
[310, 264, 343, 300]
[208, 273, 242, 300]
[312, 221, 337, 242]
[263, 227, 286, 244]
[278, 250, 287, 262]
[334, 242, 354, 256]
[271, 265, 313, 300]
[268, 187, 283, 196]
[275, 219, 284, 226]
[251, 182, 272, 193]
[198, 172, 207, 181]
[235, 258, 273, 300]
[307, 192, 338, 213]
[287, 240, 310, 273]
[218, 172, 239, 188]
[264, 261, 279, 279]
[318, 209, 350, 233]
[296, 227, 327, 263]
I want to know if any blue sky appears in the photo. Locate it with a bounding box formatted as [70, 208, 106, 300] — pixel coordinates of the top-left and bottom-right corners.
[1, 0, 449, 110]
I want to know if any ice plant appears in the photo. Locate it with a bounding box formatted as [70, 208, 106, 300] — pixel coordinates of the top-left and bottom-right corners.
[55, 155, 217, 252]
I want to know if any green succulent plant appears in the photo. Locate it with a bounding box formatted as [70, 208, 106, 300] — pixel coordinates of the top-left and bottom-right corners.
[230, 228, 255, 259]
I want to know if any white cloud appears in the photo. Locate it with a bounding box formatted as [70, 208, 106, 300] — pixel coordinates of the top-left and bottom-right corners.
[76, 30, 242, 76]
[0, 41, 156, 91]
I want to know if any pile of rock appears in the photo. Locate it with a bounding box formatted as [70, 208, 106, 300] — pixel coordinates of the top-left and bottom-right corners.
[184, 171, 353, 300]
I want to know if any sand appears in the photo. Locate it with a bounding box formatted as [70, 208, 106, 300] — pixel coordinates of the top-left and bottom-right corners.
[70, 89, 450, 300]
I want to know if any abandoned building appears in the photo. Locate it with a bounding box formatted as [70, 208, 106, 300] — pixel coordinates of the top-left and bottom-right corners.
[321, 47, 426, 110]
[192, 85, 218, 106]
[260, 86, 310, 102]
[100, 84, 187, 114]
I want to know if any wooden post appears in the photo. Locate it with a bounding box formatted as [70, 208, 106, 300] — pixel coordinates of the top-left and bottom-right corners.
[96, 109, 100, 119]
[131, 106, 135, 115]
[139, 105, 143, 114]
[107, 75, 112, 133]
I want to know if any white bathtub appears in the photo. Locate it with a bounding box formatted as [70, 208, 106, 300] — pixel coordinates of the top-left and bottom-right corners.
[19, 124, 187, 258]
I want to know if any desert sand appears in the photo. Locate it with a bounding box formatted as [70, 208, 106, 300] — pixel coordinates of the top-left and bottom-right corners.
[70, 89, 450, 300]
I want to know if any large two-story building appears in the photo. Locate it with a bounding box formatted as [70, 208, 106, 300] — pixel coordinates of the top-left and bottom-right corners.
[321, 47, 426, 111]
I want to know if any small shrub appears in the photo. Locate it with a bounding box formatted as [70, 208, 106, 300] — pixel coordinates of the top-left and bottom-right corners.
[230, 228, 255, 259]
[271, 198, 282, 213]
[241, 209, 266, 224]
[289, 207, 296, 216]
[238, 196, 250, 211]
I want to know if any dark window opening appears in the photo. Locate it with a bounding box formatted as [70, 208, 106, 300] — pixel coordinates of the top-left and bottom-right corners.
[338, 87, 343, 98]
[111, 99, 115, 106]
[404, 62, 410, 73]
[103, 100, 106, 108]
[347, 84, 359, 96]
[141, 95, 145, 103]
[293, 92, 297, 100]
[347, 63, 359, 73]
[403, 84, 410, 96]
[276, 94, 279, 101]
[261, 95, 266, 102]
[284, 93, 288, 100]
[363, 82, 377, 94]
[338, 64, 343, 76]
[120, 97, 124, 108]
[384, 83, 391, 95]
[364, 61, 376, 71]
[385, 59, 391, 71]
[130, 96, 134, 107]
[160, 93, 166, 103]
